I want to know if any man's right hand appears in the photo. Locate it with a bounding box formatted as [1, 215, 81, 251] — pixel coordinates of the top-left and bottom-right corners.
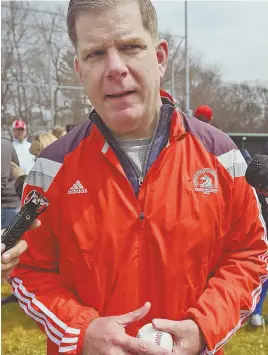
[82, 302, 171, 355]
[1, 219, 41, 280]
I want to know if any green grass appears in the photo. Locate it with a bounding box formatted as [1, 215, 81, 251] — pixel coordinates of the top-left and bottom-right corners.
[1, 283, 47, 355]
[1, 283, 268, 354]
[224, 316, 268, 355]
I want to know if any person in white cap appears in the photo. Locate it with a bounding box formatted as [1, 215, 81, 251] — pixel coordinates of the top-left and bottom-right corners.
[12, 120, 35, 175]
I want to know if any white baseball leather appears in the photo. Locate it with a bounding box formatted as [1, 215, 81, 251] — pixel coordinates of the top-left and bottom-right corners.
[137, 323, 173, 351]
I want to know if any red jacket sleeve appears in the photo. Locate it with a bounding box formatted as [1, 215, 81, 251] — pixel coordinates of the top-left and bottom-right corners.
[186, 154, 268, 354]
[11, 161, 99, 355]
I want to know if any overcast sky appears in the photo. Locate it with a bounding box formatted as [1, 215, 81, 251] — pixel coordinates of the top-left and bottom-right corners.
[15, 0, 268, 85]
[153, 0, 268, 84]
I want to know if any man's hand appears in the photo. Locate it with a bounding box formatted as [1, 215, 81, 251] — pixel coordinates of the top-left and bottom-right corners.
[1, 219, 41, 280]
[82, 302, 172, 355]
[152, 319, 206, 355]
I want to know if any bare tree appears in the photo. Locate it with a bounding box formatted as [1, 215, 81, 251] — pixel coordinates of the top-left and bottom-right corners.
[2, 7, 267, 135]
[159, 31, 267, 133]
[1, 1, 33, 124]
[256, 85, 268, 132]
[57, 49, 91, 125]
[1, 1, 86, 133]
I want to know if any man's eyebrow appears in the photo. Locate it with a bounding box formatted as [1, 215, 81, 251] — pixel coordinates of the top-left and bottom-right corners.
[80, 43, 105, 56]
[82, 36, 145, 49]
[80, 36, 147, 55]
[116, 36, 146, 44]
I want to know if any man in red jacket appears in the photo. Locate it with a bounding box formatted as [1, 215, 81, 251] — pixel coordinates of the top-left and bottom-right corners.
[5, 1, 267, 355]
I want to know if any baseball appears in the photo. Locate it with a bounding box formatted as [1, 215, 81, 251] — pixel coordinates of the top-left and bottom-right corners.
[137, 323, 173, 351]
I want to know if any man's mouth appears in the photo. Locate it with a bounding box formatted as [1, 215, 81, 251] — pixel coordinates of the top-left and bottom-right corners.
[106, 91, 135, 99]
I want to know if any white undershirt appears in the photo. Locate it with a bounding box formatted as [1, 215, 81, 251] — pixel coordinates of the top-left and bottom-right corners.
[116, 137, 152, 174]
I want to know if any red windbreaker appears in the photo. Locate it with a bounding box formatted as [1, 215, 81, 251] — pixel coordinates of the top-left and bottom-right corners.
[12, 95, 267, 355]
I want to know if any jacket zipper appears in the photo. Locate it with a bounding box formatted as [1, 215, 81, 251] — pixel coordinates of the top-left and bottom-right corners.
[109, 108, 163, 189]
[139, 115, 161, 186]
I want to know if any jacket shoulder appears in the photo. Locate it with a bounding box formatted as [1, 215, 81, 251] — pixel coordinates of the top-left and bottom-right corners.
[24, 120, 93, 193]
[182, 112, 237, 157]
[40, 120, 93, 163]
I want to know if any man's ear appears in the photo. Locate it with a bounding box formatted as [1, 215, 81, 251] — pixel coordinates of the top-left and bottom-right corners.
[156, 40, 169, 78]
[74, 56, 82, 83]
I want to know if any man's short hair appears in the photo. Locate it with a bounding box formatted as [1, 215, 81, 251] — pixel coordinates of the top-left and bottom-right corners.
[67, 0, 159, 48]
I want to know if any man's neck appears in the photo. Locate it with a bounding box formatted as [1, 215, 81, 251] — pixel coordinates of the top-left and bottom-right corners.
[113, 118, 158, 140]
[113, 100, 162, 141]
[13, 137, 26, 143]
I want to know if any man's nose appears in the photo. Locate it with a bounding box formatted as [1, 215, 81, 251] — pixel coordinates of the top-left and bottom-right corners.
[104, 49, 128, 81]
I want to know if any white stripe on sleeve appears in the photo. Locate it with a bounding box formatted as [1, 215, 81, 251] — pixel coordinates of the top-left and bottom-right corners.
[59, 345, 78, 353]
[204, 188, 268, 354]
[217, 149, 247, 178]
[12, 278, 81, 351]
[25, 157, 62, 191]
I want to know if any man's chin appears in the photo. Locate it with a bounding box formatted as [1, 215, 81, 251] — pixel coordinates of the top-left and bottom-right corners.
[105, 111, 142, 135]
[107, 107, 141, 123]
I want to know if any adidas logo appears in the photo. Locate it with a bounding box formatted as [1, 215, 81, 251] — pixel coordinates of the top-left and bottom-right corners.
[68, 180, 88, 194]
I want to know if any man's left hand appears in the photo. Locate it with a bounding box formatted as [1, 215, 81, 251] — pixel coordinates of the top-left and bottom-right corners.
[152, 319, 206, 355]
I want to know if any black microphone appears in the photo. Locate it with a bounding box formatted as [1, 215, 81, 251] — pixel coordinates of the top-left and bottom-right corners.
[245, 155, 268, 195]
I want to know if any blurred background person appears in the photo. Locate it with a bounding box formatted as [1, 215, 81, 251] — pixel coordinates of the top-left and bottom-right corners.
[1, 137, 21, 229]
[264, 142, 268, 155]
[245, 152, 268, 326]
[250, 188, 268, 326]
[250, 279, 268, 326]
[194, 105, 213, 124]
[2, 132, 57, 306]
[29, 132, 58, 158]
[240, 148, 252, 165]
[12, 120, 35, 175]
[11, 133, 58, 199]
[1, 136, 22, 306]
[52, 125, 66, 139]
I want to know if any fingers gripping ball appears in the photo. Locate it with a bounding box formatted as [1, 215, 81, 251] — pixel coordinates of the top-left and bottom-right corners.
[137, 323, 173, 351]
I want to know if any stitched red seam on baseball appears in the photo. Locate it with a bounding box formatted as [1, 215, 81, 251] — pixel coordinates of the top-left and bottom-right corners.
[155, 331, 163, 346]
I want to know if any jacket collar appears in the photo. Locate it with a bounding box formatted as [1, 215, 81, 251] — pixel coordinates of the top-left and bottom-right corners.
[88, 93, 186, 144]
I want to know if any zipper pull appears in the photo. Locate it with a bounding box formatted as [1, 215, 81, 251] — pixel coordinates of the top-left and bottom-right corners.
[138, 176, 144, 186]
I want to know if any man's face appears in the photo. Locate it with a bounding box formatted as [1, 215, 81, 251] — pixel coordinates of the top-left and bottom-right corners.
[74, 2, 168, 138]
[13, 128, 26, 141]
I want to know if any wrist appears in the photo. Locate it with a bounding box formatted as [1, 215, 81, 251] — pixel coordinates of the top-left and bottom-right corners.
[188, 319, 206, 352]
[77, 312, 100, 355]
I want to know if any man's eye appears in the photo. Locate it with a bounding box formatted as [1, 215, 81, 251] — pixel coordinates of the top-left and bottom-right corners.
[122, 45, 141, 52]
[86, 51, 104, 59]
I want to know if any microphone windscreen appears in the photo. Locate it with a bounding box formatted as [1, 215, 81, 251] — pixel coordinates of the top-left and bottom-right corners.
[245, 155, 268, 189]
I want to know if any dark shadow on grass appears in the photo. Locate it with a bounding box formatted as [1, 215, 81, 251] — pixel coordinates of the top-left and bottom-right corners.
[244, 323, 260, 333]
[244, 322, 264, 334]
